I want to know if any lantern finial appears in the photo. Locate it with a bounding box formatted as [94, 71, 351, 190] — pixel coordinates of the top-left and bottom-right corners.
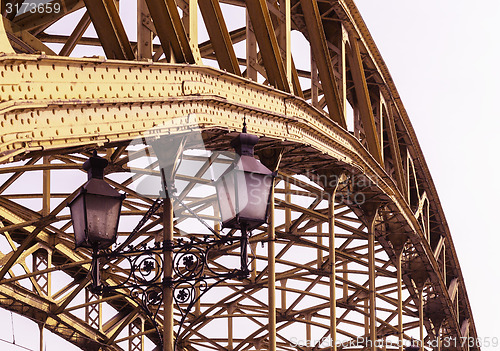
[242, 115, 248, 133]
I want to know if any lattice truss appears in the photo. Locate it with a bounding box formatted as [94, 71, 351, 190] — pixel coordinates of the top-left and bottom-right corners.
[0, 0, 478, 350]
[0, 140, 472, 350]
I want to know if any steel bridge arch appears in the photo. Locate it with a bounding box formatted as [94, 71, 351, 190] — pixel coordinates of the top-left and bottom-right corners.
[0, 0, 478, 350]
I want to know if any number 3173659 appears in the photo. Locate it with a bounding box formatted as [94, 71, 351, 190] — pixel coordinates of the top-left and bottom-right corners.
[5, 2, 61, 14]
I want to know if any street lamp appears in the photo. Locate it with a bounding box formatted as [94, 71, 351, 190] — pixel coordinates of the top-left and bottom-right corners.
[68, 151, 124, 250]
[216, 132, 274, 230]
[68, 130, 275, 349]
[215, 131, 274, 275]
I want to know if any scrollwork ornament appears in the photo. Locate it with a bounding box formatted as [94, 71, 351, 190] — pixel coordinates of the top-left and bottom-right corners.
[93, 235, 250, 350]
[132, 251, 163, 284]
[173, 281, 196, 308]
[173, 244, 205, 281]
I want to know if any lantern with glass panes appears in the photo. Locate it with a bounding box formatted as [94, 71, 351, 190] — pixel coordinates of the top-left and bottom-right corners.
[68, 130, 275, 350]
[215, 131, 275, 274]
[69, 151, 125, 250]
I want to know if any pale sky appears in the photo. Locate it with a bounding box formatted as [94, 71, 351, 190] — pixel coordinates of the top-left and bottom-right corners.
[1, 1, 498, 350]
[355, 0, 500, 347]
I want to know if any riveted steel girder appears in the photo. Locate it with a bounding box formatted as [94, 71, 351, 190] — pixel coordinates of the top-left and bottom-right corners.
[145, 0, 196, 64]
[245, 0, 291, 92]
[83, 0, 135, 60]
[299, 0, 346, 128]
[198, 0, 241, 75]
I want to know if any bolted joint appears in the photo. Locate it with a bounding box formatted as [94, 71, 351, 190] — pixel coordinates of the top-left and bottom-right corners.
[88, 283, 104, 295]
[163, 276, 174, 288]
[163, 239, 174, 252]
[236, 268, 250, 280]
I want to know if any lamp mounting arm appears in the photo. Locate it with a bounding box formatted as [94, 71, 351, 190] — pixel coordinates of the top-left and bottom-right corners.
[89, 235, 250, 350]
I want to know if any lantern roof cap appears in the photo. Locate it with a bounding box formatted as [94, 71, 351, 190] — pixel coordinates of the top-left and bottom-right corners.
[83, 151, 109, 180]
[81, 178, 123, 198]
[231, 133, 259, 157]
[236, 155, 273, 175]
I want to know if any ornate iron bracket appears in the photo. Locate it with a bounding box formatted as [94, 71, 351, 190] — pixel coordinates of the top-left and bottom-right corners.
[90, 234, 250, 349]
[87, 148, 254, 349]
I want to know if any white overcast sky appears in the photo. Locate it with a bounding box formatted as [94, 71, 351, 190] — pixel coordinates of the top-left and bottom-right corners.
[355, 0, 500, 346]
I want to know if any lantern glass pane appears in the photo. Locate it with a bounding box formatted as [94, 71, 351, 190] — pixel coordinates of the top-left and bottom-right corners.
[238, 172, 272, 224]
[216, 171, 237, 224]
[85, 193, 122, 247]
[69, 194, 87, 247]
